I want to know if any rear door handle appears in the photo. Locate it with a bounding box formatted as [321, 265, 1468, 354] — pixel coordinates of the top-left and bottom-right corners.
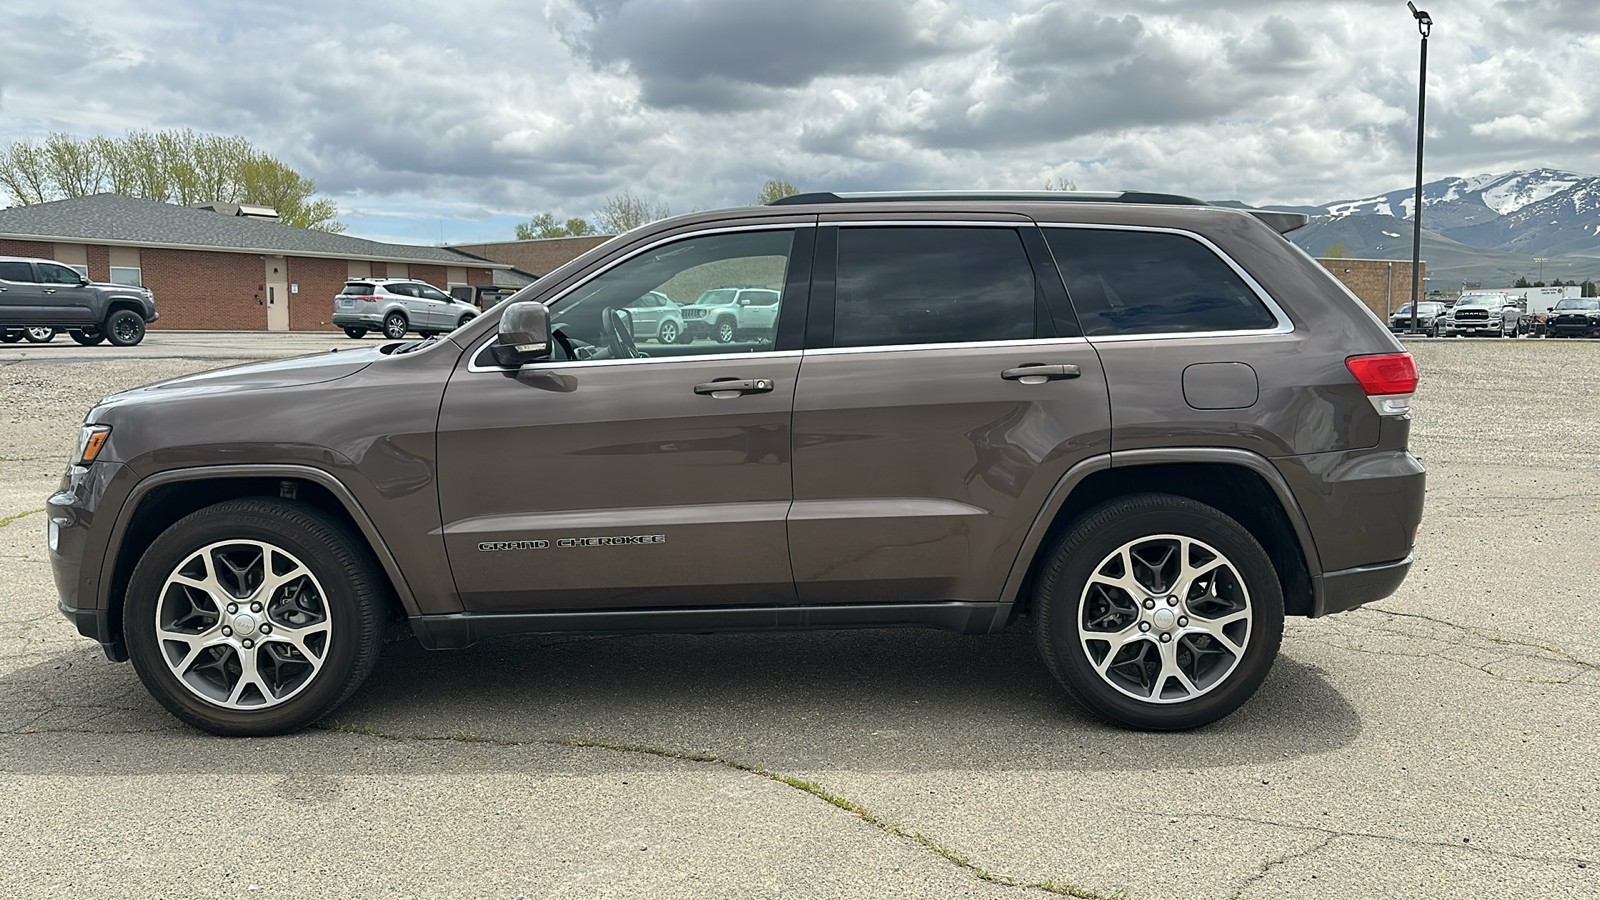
[694, 377, 775, 398]
[42, 288, 57, 294]
[1001, 364, 1081, 383]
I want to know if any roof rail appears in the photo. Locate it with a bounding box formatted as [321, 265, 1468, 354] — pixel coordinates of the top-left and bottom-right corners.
[769, 190, 1207, 207]
[766, 190, 1311, 234]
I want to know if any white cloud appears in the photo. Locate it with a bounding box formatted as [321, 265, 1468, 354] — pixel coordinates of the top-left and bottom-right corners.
[0, 0, 1596, 241]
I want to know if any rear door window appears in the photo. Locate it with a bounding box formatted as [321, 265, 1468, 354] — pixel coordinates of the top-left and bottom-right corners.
[1043, 229, 1278, 336]
[0, 262, 33, 282]
[341, 283, 375, 296]
[832, 226, 1037, 348]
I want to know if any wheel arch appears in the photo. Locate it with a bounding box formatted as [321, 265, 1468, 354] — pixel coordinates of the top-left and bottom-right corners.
[104, 297, 147, 318]
[1002, 449, 1321, 625]
[98, 465, 419, 660]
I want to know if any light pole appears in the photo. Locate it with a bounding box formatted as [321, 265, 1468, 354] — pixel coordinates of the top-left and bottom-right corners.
[1408, 1, 1432, 333]
[1534, 256, 1548, 284]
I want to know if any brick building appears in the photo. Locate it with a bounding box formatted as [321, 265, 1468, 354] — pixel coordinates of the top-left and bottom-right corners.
[0, 194, 505, 331]
[1315, 257, 1426, 320]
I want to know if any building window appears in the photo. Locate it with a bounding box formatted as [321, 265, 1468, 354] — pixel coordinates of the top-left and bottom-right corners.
[109, 267, 142, 286]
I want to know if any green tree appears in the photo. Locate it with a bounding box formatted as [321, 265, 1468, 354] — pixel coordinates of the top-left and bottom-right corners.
[514, 212, 598, 240]
[595, 191, 670, 233]
[1533, 280, 1546, 287]
[0, 129, 343, 232]
[1513, 275, 1531, 288]
[1582, 279, 1597, 298]
[1323, 243, 1347, 258]
[756, 179, 800, 204]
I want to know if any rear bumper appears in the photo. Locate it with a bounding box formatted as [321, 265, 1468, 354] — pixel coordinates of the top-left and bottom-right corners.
[332, 311, 386, 327]
[1311, 556, 1411, 616]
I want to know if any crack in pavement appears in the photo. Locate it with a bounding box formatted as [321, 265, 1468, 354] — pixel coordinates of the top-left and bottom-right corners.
[1352, 608, 1600, 672]
[316, 722, 1122, 899]
[1131, 809, 1593, 872]
[1227, 832, 1341, 900]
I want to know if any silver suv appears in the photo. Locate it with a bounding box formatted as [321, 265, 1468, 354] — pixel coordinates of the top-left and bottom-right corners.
[332, 278, 480, 339]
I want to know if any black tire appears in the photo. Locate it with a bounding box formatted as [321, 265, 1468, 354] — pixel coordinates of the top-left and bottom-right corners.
[456, 314, 475, 331]
[383, 313, 407, 340]
[123, 498, 386, 736]
[70, 328, 106, 346]
[657, 320, 679, 345]
[0, 330, 21, 344]
[1032, 493, 1284, 731]
[343, 327, 368, 339]
[419, 331, 437, 339]
[105, 310, 146, 346]
[715, 318, 737, 344]
[23, 326, 56, 343]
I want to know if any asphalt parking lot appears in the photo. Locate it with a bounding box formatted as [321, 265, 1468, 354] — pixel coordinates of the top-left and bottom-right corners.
[1, 333, 1596, 898]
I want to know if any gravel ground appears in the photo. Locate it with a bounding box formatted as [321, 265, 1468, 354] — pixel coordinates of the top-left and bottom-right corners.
[0, 335, 1596, 899]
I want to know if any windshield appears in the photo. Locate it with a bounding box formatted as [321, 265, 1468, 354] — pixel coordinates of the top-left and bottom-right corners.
[1455, 295, 1504, 308]
[1394, 303, 1443, 315]
[1555, 299, 1600, 311]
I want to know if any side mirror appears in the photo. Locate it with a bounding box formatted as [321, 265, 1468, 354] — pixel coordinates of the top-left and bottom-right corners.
[489, 301, 551, 368]
[79, 276, 91, 285]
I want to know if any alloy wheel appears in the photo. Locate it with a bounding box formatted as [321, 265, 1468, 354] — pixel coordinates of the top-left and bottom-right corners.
[154, 539, 333, 710]
[659, 321, 679, 344]
[1076, 534, 1251, 703]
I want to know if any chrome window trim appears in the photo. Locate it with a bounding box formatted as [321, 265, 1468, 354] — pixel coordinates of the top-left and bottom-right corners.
[1036, 222, 1296, 341]
[466, 221, 812, 375]
[806, 336, 1089, 356]
[468, 344, 802, 374]
[830, 219, 1030, 228]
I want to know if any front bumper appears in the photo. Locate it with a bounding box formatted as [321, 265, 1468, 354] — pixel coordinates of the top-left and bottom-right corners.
[1389, 320, 1435, 333]
[1550, 323, 1600, 336]
[47, 461, 135, 661]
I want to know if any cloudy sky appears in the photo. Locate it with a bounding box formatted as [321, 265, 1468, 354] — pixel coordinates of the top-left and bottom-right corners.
[3, 0, 1598, 244]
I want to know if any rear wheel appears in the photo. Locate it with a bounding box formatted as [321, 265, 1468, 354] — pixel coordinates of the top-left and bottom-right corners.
[342, 327, 367, 339]
[23, 326, 56, 343]
[123, 499, 386, 736]
[1032, 493, 1284, 730]
[0, 330, 21, 344]
[70, 327, 106, 346]
[383, 313, 407, 340]
[106, 310, 146, 346]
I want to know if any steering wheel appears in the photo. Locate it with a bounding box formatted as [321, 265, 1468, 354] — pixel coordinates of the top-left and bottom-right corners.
[600, 307, 641, 359]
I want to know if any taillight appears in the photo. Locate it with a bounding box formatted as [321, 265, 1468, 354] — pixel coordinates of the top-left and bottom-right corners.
[1345, 352, 1418, 396]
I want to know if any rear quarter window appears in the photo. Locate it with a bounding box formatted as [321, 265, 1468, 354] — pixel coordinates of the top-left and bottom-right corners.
[1043, 229, 1278, 336]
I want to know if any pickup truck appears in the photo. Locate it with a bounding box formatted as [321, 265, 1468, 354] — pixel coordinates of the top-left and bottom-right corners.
[1443, 291, 1520, 337]
[0, 255, 158, 346]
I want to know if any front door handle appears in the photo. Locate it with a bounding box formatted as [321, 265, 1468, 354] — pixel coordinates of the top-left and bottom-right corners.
[42, 288, 57, 294]
[694, 377, 775, 398]
[1001, 364, 1081, 383]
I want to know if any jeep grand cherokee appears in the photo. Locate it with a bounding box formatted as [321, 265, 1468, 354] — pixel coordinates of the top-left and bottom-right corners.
[48, 190, 1424, 735]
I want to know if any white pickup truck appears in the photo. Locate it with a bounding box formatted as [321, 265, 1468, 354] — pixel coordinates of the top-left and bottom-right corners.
[1444, 291, 1521, 337]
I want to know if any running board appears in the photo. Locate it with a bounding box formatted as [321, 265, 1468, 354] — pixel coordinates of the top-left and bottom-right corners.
[409, 602, 1005, 650]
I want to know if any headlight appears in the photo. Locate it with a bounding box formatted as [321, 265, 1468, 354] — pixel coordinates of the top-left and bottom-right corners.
[75, 424, 111, 466]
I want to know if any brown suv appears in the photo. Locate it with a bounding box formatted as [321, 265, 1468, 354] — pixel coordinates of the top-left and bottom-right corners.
[48, 191, 1425, 735]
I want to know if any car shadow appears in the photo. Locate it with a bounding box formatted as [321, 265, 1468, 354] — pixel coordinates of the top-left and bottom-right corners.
[0, 627, 1360, 777]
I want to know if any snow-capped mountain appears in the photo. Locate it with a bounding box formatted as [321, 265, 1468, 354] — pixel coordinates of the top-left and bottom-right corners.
[1309, 169, 1600, 250]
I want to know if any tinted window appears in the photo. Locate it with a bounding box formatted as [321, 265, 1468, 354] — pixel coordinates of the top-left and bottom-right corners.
[417, 284, 451, 302]
[1044, 229, 1278, 336]
[39, 263, 83, 285]
[740, 289, 780, 307]
[833, 227, 1036, 348]
[385, 283, 417, 298]
[341, 283, 374, 296]
[0, 262, 32, 282]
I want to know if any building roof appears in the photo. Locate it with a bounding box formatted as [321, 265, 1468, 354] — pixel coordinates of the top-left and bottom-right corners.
[0, 194, 504, 268]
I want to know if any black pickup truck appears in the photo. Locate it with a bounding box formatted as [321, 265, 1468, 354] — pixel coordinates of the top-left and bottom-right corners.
[0, 256, 158, 346]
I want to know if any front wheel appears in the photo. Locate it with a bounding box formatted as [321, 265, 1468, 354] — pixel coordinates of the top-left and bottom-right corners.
[456, 314, 475, 331]
[657, 320, 679, 345]
[123, 499, 386, 736]
[715, 319, 736, 344]
[0, 330, 21, 344]
[23, 326, 56, 343]
[383, 313, 407, 340]
[70, 327, 106, 345]
[105, 310, 146, 346]
[343, 327, 368, 339]
[1032, 493, 1284, 731]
